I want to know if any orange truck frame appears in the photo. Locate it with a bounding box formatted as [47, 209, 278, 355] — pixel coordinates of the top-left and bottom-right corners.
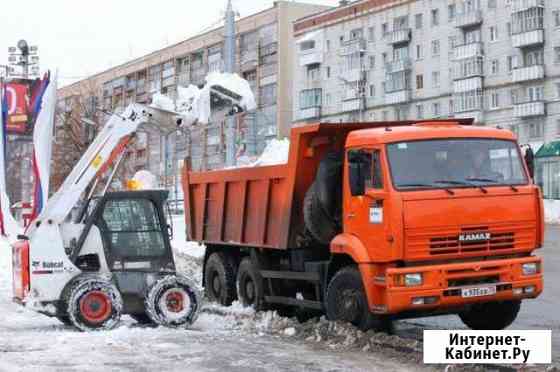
[182, 120, 544, 330]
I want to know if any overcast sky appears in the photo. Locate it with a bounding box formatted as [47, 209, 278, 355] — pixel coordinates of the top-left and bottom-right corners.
[0, 0, 337, 87]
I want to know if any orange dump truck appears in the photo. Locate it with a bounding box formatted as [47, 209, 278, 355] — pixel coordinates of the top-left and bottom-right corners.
[182, 120, 544, 330]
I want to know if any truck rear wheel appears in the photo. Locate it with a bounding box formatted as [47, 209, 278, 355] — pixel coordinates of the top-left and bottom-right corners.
[325, 266, 389, 332]
[204, 252, 237, 306]
[236, 257, 265, 310]
[458, 300, 521, 330]
[64, 276, 123, 332]
[145, 275, 201, 328]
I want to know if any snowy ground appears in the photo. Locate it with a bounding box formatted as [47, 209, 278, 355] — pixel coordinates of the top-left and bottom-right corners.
[0, 217, 556, 371]
[0, 217, 427, 372]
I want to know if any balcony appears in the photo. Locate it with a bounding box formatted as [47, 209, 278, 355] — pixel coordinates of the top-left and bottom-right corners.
[453, 76, 483, 93]
[512, 29, 544, 48]
[385, 90, 411, 105]
[453, 56, 484, 80]
[510, 0, 544, 13]
[339, 38, 367, 56]
[340, 68, 365, 83]
[385, 58, 411, 74]
[240, 50, 258, 71]
[512, 64, 545, 83]
[297, 106, 321, 121]
[386, 28, 411, 45]
[453, 42, 483, 60]
[455, 10, 483, 28]
[299, 48, 323, 67]
[513, 100, 545, 118]
[342, 98, 362, 112]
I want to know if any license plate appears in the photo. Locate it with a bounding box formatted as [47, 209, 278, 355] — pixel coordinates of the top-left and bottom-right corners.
[461, 285, 497, 298]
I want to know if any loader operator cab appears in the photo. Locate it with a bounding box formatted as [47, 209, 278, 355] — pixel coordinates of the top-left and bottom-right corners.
[73, 190, 175, 274]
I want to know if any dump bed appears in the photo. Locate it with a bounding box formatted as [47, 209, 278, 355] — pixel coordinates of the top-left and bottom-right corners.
[181, 120, 472, 249]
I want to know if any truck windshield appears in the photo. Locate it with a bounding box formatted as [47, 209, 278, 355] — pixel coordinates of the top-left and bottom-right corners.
[386, 138, 528, 190]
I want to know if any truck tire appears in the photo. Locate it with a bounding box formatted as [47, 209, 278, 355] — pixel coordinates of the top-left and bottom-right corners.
[325, 266, 390, 332]
[64, 275, 123, 332]
[145, 275, 201, 328]
[55, 315, 73, 326]
[204, 252, 237, 306]
[458, 300, 521, 330]
[236, 257, 266, 311]
[304, 182, 339, 245]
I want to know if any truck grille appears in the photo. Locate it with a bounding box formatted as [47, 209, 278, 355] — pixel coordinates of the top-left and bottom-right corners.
[405, 222, 536, 260]
[430, 227, 514, 255]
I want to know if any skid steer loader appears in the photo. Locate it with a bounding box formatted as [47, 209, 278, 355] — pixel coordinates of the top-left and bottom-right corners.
[11, 74, 256, 331]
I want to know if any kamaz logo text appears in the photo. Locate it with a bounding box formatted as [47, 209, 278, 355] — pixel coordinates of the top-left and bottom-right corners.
[458, 232, 491, 242]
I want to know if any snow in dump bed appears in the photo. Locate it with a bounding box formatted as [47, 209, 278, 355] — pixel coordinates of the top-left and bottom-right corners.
[251, 138, 290, 167]
[544, 199, 560, 224]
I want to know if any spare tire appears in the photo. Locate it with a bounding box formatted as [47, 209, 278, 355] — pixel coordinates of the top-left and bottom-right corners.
[304, 152, 343, 245]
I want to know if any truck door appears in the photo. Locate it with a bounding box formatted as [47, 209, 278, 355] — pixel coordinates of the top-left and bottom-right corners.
[345, 148, 390, 260]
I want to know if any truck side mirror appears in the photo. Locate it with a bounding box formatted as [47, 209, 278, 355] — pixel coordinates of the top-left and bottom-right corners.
[524, 146, 535, 179]
[348, 151, 367, 197]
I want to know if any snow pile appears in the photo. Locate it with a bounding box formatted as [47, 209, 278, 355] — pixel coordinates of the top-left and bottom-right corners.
[251, 138, 290, 167]
[544, 199, 560, 224]
[150, 93, 175, 112]
[131, 170, 159, 190]
[176, 72, 257, 127]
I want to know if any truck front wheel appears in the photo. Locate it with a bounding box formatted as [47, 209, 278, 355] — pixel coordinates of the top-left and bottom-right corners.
[204, 252, 237, 306]
[326, 266, 390, 332]
[458, 300, 521, 330]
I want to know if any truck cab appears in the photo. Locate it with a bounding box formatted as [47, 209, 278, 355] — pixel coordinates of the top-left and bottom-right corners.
[334, 122, 543, 326]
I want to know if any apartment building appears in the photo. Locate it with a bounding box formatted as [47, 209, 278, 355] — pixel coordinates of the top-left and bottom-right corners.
[57, 1, 330, 198]
[293, 0, 560, 200]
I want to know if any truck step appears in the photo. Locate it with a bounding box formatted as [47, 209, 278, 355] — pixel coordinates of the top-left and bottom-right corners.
[260, 270, 321, 282]
[264, 296, 323, 310]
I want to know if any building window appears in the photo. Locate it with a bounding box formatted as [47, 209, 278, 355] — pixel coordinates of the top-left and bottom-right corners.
[432, 71, 440, 88]
[510, 89, 518, 105]
[489, 26, 499, 42]
[507, 56, 514, 71]
[306, 64, 321, 81]
[527, 86, 544, 101]
[449, 99, 455, 114]
[382, 23, 388, 35]
[415, 13, 423, 29]
[525, 49, 544, 66]
[448, 4, 456, 21]
[507, 22, 512, 36]
[369, 56, 375, 69]
[326, 40, 331, 51]
[260, 84, 277, 106]
[416, 74, 424, 90]
[488, 0, 497, 9]
[431, 40, 440, 56]
[455, 89, 484, 112]
[528, 121, 544, 139]
[554, 10, 560, 28]
[299, 88, 322, 109]
[554, 47, 560, 64]
[433, 102, 441, 117]
[368, 26, 375, 41]
[556, 119, 560, 136]
[491, 59, 499, 75]
[416, 44, 422, 60]
[369, 84, 375, 97]
[511, 7, 544, 34]
[416, 104, 424, 119]
[431, 9, 440, 26]
[382, 52, 388, 63]
[326, 66, 331, 78]
[555, 82, 560, 99]
[326, 93, 331, 107]
[490, 92, 500, 109]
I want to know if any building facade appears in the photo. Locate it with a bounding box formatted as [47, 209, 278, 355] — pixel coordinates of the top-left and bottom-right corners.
[293, 0, 560, 199]
[57, 1, 330, 200]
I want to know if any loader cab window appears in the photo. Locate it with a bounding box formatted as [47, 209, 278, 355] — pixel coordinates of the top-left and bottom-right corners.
[99, 199, 166, 259]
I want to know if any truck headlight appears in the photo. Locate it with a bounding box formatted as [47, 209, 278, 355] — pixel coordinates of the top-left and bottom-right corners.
[405, 273, 423, 287]
[522, 263, 539, 276]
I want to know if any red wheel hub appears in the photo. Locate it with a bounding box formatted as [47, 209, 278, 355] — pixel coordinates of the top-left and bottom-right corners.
[165, 291, 184, 313]
[79, 291, 112, 324]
